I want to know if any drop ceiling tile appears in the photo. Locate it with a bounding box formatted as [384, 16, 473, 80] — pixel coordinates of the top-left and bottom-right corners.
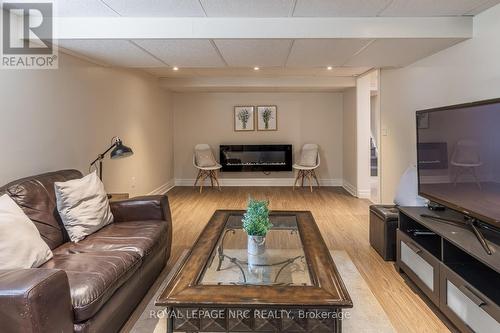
[56, 40, 165, 67]
[103, 0, 205, 17]
[465, 0, 500, 15]
[133, 40, 226, 67]
[380, 0, 490, 16]
[53, 0, 119, 17]
[199, 0, 295, 17]
[293, 0, 392, 17]
[214, 39, 293, 67]
[345, 38, 464, 67]
[287, 39, 372, 67]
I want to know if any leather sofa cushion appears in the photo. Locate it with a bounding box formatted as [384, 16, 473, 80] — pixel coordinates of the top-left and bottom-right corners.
[41, 250, 141, 322]
[53, 220, 168, 258]
[0, 170, 83, 249]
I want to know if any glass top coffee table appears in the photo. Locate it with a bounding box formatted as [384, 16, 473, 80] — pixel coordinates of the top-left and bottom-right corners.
[157, 210, 352, 333]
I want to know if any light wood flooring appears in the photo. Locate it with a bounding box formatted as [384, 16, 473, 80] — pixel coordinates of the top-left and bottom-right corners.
[165, 186, 453, 333]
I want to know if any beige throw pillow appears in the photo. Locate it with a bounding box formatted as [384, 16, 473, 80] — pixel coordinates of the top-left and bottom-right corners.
[55, 171, 113, 242]
[196, 148, 217, 167]
[0, 194, 53, 269]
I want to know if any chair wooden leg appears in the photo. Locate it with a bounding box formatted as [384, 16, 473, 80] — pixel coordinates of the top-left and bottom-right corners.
[294, 170, 301, 190]
[210, 171, 214, 188]
[471, 167, 482, 190]
[200, 170, 208, 193]
[307, 172, 313, 192]
[214, 170, 221, 191]
[312, 170, 320, 187]
[301, 171, 305, 187]
[194, 170, 202, 187]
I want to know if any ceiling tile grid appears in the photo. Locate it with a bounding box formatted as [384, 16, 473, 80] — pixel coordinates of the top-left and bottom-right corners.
[51, 0, 500, 17]
[199, 0, 295, 17]
[286, 39, 373, 67]
[379, 0, 496, 17]
[53, 0, 119, 17]
[345, 38, 463, 67]
[101, 0, 205, 17]
[293, 0, 393, 17]
[214, 39, 294, 67]
[133, 40, 226, 67]
[56, 40, 165, 67]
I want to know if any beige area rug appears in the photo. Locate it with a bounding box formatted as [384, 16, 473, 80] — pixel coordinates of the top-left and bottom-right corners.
[125, 250, 395, 333]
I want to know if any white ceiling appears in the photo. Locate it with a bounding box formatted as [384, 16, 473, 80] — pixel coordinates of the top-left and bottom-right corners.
[56, 40, 164, 67]
[53, 0, 500, 17]
[213, 39, 293, 67]
[51, 0, 498, 90]
[56, 37, 466, 72]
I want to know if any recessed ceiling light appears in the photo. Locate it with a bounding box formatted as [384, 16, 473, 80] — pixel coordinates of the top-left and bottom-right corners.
[327, 66, 333, 70]
[253, 66, 260, 71]
[172, 66, 179, 71]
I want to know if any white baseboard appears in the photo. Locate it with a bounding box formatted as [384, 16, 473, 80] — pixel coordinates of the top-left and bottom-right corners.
[342, 181, 371, 199]
[342, 181, 357, 197]
[175, 178, 343, 187]
[357, 189, 371, 199]
[148, 179, 175, 195]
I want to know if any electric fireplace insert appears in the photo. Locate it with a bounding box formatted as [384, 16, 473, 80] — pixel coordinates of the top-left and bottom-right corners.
[220, 144, 292, 172]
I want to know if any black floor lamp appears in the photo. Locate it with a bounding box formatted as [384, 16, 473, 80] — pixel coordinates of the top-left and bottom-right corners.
[90, 136, 133, 180]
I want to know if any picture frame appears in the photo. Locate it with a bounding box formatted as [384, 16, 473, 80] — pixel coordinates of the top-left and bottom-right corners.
[257, 105, 278, 131]
[234, 106, 255, 131]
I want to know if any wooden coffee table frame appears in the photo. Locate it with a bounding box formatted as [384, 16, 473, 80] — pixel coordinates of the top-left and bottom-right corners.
[157, 210, 352, 332]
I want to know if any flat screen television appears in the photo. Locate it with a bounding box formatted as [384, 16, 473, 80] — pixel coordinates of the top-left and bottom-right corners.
[416, 98, 500, 229]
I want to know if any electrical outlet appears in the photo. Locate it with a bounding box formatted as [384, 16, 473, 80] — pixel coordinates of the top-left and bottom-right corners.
[130, 176, 136, 189]
[381, 128, 389, 136]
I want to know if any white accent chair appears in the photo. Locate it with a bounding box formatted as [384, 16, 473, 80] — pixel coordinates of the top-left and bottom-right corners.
[193, 144, 222, 193]
[451, 140, 483, 189]
[293, 144, 320, 192]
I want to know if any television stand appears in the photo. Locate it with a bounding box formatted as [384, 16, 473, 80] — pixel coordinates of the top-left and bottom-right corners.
[397, 207, 500, 332]
[420, 214, 493, 255]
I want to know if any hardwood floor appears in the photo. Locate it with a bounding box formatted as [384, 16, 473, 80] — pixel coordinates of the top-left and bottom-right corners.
[165, 186, 452, 333]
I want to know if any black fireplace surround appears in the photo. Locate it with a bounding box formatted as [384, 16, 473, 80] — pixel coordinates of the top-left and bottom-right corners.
[220, 145, 292, 172]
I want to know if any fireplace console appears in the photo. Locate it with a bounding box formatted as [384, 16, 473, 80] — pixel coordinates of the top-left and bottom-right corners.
[220, 144, 292, 172]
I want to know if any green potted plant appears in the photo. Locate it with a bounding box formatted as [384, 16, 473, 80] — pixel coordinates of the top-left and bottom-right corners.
[242, 198, 273, 255]
[242, 198, 272, 255]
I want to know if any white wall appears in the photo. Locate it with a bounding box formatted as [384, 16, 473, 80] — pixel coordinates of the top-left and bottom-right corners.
[0, 53, 174, 196]
[379, 4, 500, 203]
[356, 74, 372, 198]
[342, 88, 357, 194]
[173, 92, 343, 184]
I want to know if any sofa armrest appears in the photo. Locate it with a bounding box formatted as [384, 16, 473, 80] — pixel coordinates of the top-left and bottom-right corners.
[0, 269, 73, 333]
[110, 195, 172, 224]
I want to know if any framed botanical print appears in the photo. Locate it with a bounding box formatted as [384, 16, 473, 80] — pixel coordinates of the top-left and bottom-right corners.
[257, 105, 278, 131]
[234, 106, 255, 131]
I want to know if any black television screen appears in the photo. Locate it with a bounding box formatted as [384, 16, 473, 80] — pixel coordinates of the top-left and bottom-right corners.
[416, 98, 500, 228]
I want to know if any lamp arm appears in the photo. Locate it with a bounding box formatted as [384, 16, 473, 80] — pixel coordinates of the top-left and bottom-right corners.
[89, 142, 118, 167]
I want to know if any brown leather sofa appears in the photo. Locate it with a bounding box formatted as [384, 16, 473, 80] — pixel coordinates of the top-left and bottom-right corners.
[0, 170, 172, 333]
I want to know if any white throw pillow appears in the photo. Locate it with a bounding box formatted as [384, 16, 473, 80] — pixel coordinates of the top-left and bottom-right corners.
[394, 165, 428, 207]
[55, 171, 113, 242]
[0, 194, 53, 269]
[195, 148, 217, 167]
[300, 148, 318, 167]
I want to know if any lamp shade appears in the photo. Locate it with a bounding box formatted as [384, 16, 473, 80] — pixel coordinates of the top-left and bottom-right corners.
[110, 140, 133, 159]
